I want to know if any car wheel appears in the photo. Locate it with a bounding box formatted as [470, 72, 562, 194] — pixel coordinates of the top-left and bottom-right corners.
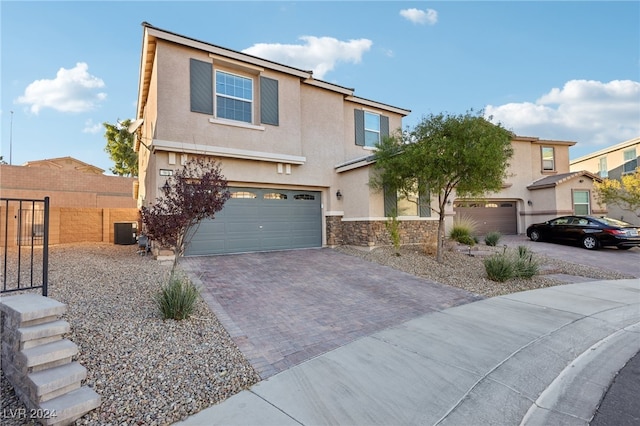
[529, 230, 541, 242]
[581, 236, 599, 250]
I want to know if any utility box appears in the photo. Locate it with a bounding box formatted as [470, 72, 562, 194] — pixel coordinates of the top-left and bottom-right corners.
[114, 222, 137, 245]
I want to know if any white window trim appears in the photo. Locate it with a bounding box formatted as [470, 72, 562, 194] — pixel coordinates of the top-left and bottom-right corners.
[364, 110, 381, 148]
[215, 69, 254, 124]
[542, 146, 555, 172]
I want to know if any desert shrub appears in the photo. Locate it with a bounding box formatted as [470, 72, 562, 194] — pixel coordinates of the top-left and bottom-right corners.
[422, 232, 438, 256]
[484, 231, 502, 246]
[155, 271, 199, 320]
[513, 245, 539, 278]
[449, 215, 478, 246]
[484, 254, 514, 282]
[484, 245, 539, 282]
[385, 209, 402, 256]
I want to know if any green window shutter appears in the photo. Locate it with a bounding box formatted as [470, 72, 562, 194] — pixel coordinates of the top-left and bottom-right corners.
[419, 188, 431, 217]
[380, 115, 389, 138]
[260, 76, 279, 126]
[190, 59, 213, 114]
[354, 109, 365, 146]
[383, 186, 397, 217]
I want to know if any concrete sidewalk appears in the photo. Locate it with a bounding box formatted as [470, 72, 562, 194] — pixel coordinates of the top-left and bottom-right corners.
[176, 279, 640, 426]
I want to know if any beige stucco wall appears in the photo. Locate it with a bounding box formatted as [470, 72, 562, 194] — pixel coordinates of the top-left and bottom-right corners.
[137, 35, 409, 241]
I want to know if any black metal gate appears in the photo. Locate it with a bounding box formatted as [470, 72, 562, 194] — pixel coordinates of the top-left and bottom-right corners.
[1, 197, 49, 296]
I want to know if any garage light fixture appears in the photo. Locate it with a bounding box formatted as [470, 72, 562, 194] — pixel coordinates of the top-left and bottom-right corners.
[528, 200, 533, 206]
[336, 190, 342, 200]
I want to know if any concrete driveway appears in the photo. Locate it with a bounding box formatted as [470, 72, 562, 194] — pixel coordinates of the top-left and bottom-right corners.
[179, 249, 482, 379]
[501, 234, 640, 278]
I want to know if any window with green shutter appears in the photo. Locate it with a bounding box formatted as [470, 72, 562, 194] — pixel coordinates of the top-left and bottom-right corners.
[355, 110, 389, 147]
[384, 185, 431, 217]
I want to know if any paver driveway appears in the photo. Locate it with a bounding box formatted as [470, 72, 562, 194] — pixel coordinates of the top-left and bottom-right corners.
[180, 248, 482, 378]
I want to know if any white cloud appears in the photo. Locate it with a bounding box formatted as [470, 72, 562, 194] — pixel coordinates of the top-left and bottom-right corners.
[485, 80, 640, 152]
[242, 36, 372, 80]
[400, 8, 438, 25]
[15, 62, 107, 114]
[82, 119, 102, 134]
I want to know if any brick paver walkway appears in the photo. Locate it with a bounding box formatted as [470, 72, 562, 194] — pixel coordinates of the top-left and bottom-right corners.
[180, 248, 482, 378]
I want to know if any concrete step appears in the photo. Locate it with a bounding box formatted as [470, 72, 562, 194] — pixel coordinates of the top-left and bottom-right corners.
[27, 362, 86, 403]
[18, 319, 70, 349]
[17, 339, 78, 373]
[0, 294, 66, 327]
[39, 386, 101, 426]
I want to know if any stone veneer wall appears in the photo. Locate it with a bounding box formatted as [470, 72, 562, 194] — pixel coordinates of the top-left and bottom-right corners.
[327, 216, 439, 248]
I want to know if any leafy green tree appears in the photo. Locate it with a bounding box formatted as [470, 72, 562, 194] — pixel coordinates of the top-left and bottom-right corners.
[371, 110, 514, 262]
[594, 168, 640, 218]
[103, 119, 138, 176]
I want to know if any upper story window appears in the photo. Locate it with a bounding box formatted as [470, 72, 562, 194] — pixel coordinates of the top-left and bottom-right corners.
[623, 148, 637, 174]
[354, 109, 389, 148]
[541, 147, 555, 171]
[190, 58, 279, 126]
[598, 157, 608, 178]
[216, 71, 253, 123]
[364, 112, 381, 147]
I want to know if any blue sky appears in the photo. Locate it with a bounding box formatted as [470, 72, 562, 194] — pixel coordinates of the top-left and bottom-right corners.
[2, 1, 639, 174]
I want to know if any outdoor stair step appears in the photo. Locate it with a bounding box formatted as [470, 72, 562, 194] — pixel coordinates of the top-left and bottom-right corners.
[18, 339, 78, 372]
[27, 362, 86, 403]
[19, 320, 70, 349]
[0, 294, 66, 327]
[39, 386, 101, 426]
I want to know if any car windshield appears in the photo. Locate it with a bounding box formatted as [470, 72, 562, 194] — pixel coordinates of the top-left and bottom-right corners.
[596, 217, 633, 227]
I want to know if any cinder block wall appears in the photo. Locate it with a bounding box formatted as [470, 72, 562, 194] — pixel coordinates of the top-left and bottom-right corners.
[1, 165, 139, 245]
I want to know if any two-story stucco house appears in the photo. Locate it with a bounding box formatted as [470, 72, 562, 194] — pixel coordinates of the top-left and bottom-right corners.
[133, 23, 603, 255]
[570, 136, 639, 225]
[133, 23, 427, 255]
[452, 136, 604, 235]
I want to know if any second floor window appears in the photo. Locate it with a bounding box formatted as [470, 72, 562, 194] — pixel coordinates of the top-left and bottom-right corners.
[623, 148, 637, 174]
[598, 157, 608, 178]
[542, 147, 555, 171]
[215, 71, 253, 123]
[364, 112, 381, 147]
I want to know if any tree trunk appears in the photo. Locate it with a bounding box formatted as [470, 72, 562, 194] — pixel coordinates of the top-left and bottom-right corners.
[436, 208, 447, 263]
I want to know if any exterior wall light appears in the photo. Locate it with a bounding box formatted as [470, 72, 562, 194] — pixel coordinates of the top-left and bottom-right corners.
[336, 190, 342, 200]
[527, 200, 533, 206]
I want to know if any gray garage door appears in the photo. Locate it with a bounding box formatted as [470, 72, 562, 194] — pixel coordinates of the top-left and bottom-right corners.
[453, 200, 517, 235]
[186, 187, 322, 256]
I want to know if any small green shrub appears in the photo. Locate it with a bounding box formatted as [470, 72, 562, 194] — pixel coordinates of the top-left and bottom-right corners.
[484, 254, 514, 282]
[155, 272, 199, 320]
[450, 215, 478, 246]
[484, 231, 502, 247]
[513, 246, 539, 278]
[385, 209, 402, 256]
[484, 245, 539, 282]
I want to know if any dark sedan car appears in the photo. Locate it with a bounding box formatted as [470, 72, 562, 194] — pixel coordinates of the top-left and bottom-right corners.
[526, 215, 640, 250]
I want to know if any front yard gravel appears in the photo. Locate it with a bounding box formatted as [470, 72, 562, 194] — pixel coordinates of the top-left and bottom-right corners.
[1, 241, 631, 425]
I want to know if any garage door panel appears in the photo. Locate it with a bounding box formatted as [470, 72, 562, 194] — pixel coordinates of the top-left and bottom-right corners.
[186, 188, 322, 256]
[454, 201, 517, 235]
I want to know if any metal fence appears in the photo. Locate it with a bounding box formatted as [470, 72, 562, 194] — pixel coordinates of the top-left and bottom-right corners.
[1, 197, 49, 296]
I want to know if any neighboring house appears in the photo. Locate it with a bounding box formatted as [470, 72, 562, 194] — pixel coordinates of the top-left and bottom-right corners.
[0, 157, 138, 245]
[452, 136, 604, 235]
[570, 136, 640, 225]
[133, 23, 603, 256]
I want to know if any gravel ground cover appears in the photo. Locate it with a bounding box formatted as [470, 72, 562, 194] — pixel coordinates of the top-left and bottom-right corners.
[1, 243, 259, 426]
[1, 241, 631, 425]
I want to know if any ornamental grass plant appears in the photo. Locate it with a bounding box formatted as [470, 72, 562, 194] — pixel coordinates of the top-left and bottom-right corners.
[155, 271, 200, 320]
